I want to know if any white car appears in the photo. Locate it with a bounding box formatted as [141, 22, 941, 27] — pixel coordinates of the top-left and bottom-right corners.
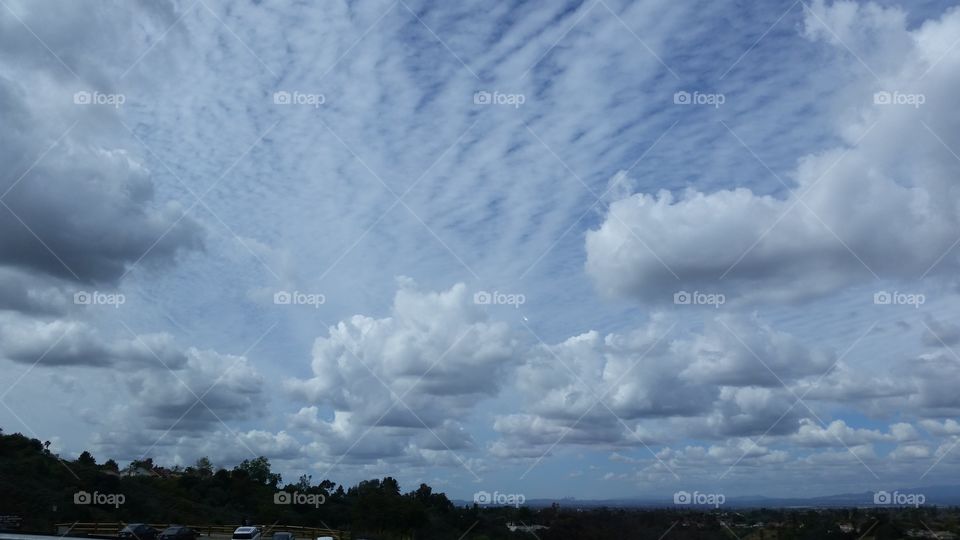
[232, 527, 261, 540]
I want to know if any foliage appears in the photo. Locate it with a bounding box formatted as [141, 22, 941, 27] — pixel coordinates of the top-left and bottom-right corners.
[2, 429, 960, 539]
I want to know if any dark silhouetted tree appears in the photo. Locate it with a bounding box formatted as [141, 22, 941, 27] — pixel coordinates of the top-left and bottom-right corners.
[77, 450, 96, 466]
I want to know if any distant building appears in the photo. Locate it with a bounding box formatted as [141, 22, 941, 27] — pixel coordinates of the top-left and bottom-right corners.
[120, 465, 153, 477]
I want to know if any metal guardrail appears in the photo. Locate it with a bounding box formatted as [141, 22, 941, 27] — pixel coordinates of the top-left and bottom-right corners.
[54, 524, 349, 540]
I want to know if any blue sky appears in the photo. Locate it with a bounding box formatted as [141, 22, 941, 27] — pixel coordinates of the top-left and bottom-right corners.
[2, 0, 960, 502]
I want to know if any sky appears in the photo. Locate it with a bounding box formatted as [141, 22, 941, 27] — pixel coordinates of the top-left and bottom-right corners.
[2, 0, 960, 503]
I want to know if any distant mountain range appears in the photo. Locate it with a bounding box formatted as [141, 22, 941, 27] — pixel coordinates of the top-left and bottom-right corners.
[457, 485, 960, 508]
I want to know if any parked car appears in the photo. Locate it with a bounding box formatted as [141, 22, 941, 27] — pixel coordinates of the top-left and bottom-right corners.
[232, 527, 262, 540]
[119, 524, 159, 540]
[159, 526, 196, 540]
[272, 532, 294, 540]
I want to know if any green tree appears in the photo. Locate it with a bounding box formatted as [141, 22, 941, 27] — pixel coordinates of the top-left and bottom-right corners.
[195, 456, 213, 477]
[131, 457, 154, 471]
[77, 450, 96, 466]
[233, 456, 281, 486]
[296, 473, 312, 491]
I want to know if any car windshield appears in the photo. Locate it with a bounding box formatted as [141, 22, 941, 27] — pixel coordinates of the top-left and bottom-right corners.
[162, 528, 182, 534]
[233, 534, 253, 539]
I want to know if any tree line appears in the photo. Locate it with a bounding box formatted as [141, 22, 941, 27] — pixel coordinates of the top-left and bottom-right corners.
[2, 428, 958, 539]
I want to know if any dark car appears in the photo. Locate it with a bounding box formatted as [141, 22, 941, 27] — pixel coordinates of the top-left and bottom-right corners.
[119, 524, 158, 540]
[159, 526, 196, 540]
[272, 533, 294, 540]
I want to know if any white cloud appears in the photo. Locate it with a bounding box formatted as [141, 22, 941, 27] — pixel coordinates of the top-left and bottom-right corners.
[3, 0, 960, 499]
[0, 313, 185, 368]
[88, 347, 268, 461]
[790, 419, 888, 447]
[0, 25, 203, 285]
[493, 313, 829, 457]
[890, 422, 921, 442]
[285, 281, 520, 462]
[920, 418, 960, 436]
[889, 443, 932, 460]
[585, 2, 960, 304]
[677, 316, 834, 386]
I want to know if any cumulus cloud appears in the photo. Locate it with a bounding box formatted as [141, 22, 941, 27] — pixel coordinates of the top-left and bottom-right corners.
[790, 419, 888, 447]
[700, 386, 802, 438]
[890, 422, 921, 442]
[796, 363, 912, 403]
[585, 1, 960, 304]
[492, 314, 829, 457]
[659, 439, 790, 470]
[0, 1, 204, 287]
[677, 316, 834, 386]
[285, 281, 520, 463]
[920, 419, 960, 437]
[0, 268, 71, 315]
[0, 78, 203, 284]
[889, 443, 931, 460]
[0, 0, 222, 467]
[89, 348, 268, 461]
[0, 313, 186, 368]
[0, 0, 207, 417]
[130, 347, 266, 431]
